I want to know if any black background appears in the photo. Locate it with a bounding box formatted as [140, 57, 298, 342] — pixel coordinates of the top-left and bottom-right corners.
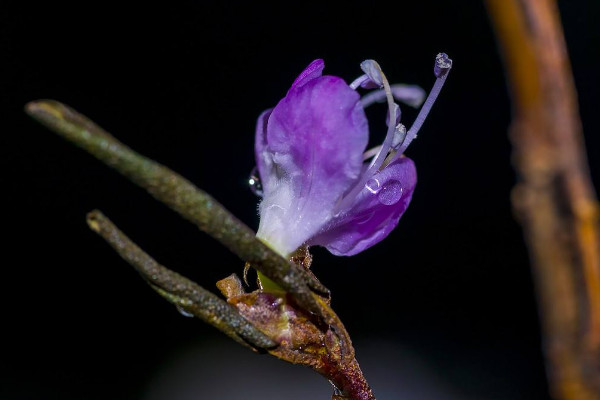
[2, 1, 600, 399]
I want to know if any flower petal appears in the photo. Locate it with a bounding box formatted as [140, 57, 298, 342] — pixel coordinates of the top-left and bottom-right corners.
[254, 108, 274, 194]
[255, 59, 325, 194]
[290, 59, 325, 90]
[309, 157, 417, 256]
[256, 70, 369, 256]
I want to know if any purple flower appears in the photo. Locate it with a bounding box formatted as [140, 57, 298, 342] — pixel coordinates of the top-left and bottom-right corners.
[254, 55, 452, 257]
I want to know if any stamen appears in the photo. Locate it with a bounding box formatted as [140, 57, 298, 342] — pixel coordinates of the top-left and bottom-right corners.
[336, 55, 452, 214]
[361, 84, 427, 109]
[359, 61, 397, 174]
[350, 74, 369, 90]
[360, 60, 384, 87]
[351, 61, 389, 90]
[363, 145, 382, 161]
[379, 124, 407, 170]
[434, 53, 452, 78]
[386, 103, 401, 128]
[394, 53, 452, 158]
[392, 123, 407, 149]
[335, 60, 397, 214]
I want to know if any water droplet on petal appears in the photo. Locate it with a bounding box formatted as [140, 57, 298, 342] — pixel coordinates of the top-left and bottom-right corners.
[176, 306, 194, 318]
[248, 167, 263, 197]
[377, 180, 404, 205]
[365, 177, 381, 194]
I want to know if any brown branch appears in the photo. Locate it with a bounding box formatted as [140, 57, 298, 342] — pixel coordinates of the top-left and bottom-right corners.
[88, 209, 374, 399]
[486, 1, 600, 398]
[86, 209, 276, 351]
[24, 100, 329, 317]
[217, 277, 375, 400]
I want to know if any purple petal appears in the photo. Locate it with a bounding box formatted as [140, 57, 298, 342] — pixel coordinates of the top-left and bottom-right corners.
[290, 59, 325, 90]
[309, 157, 417, 256]
[256, 72, 369, 255]
[254, 108, 274, 193]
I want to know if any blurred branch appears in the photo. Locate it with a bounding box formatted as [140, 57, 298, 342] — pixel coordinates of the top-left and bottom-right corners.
[86, 209, 276, 350]
[487, 1, 600, 398]
[25, 100, 328, 316]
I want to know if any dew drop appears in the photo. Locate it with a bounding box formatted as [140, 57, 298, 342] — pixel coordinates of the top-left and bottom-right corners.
[176, 306, 194, 318]
[365, 177, 381, 194]
[377, 180, 404, 205]
[248, 166, 263, 197]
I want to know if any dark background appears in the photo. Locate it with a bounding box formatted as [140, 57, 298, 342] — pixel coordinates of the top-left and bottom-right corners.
[2, 1, 599, 399]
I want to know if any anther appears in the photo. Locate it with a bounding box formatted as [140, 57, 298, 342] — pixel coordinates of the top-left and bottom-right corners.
[393, 52, 452, 159]
[349, 75, 369, 90]
[360, 60, 384, 88]
[392, 124, 407, 149]
[434, 53, 453, 78]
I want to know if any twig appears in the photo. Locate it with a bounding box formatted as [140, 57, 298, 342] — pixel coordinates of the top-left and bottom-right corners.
[486, 1, 600, 398]
[25, 100, 329, 316]
[26, 99, 377, 400]
[86, 209, 276, 350]
[87, 207, 375, 399]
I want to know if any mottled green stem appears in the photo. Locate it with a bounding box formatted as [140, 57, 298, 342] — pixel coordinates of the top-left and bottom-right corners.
[86, 209, 276, 350]
[25, 100, 328, 316]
